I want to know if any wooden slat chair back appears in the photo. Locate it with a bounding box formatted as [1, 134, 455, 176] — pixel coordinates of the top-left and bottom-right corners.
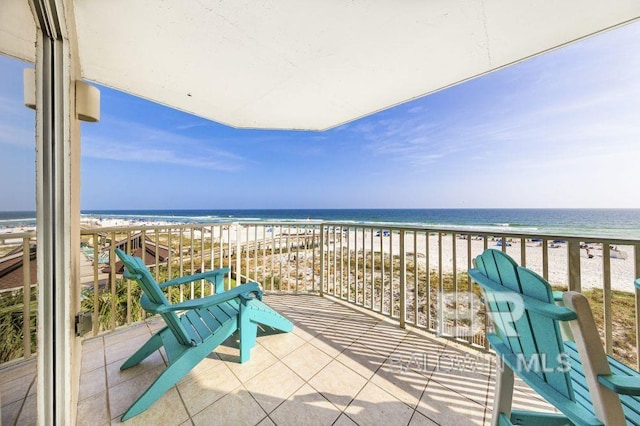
[117, 248, 194, 346]
[470, 249, 640, 426]
[474, 249, 575, 399]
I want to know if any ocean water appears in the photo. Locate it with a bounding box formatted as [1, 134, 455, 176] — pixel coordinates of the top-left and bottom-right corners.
[2, 209, 640, 240]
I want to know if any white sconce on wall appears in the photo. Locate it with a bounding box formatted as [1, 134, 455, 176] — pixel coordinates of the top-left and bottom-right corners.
[75, 80, 100, 122]
[23, 68, 100, 122]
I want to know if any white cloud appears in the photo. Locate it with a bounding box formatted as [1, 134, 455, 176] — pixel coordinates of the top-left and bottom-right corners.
[0, 122, 34, 149]
[0, 95, 36, 149]
[347, 21, 640, 177]
[174, 121, 214, 131]
[82, 116, 245, 171]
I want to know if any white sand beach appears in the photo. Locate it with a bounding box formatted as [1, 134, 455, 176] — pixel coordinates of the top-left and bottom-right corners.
[327, 230, 638, 293]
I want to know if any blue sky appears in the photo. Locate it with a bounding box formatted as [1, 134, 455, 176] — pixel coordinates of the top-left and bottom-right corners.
[1, 21, 639, 211]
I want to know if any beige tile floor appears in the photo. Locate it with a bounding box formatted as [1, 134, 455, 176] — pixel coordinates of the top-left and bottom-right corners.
[1, 294, 556, 425]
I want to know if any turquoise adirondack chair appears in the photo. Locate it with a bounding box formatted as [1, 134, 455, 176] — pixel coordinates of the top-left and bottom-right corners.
[114, 248, 293, 421]
[469, 249, 640, 426]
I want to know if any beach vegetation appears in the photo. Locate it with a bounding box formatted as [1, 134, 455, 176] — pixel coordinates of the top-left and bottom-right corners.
[578, 288, 636, 366]
[0, 287, 37, 363]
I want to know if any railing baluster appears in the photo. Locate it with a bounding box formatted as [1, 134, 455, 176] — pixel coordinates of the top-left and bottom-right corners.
[380, 228, 384, 313]
[319, 225, 325, 296]
[126, 230, 132, 325]
[22, 238, 31, 358]
[179, 229, 184, 301]
[278, 225, 283, 290]
[167, 228, 173, 300]
[246, 225, 250, 283]
[426, 231, 430, 330]
[234, 224, 240, 285]
[338, 226, 343, 298]
[210, 225, 215, 294]
[140, 229, 146, 315]
[467, 234, 475, 346]
[452, 233, 458, 340]
[109, 231, 116, 331]
[262, 225, 267, 288]
[271, 225, 276, 291]
[311, 225, 316, 292]
[354, 227, 359, 302]
[218, 225, 223, 271]
[155, 228, 160, 282]
[413, 231, 418, 326]
[92, 233, 99, 335]
[438, 233, 444, 335]
[568, 239, 581, 292]
[542, 238, 549, 280]
[346, 226, 351, 302]
[200, 226, 205, 296]
[362, 227, 372, 311]
[190, 227, 195, 299]
[253, 224, 259, 281]
[635, 244, 640, 370]
[291, 225, 300, 292]
[399, 230, 406, 327]
[390, 230, 394, 317]
[603, 243, 612, 355]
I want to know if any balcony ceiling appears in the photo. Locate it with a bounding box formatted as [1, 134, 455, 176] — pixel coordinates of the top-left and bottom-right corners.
[2, 0, 640, 130]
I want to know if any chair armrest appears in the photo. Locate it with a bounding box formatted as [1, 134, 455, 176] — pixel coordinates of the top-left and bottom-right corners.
[159, 267, 230, 292]
[152, 282, 263, 313]
[598, 374, 640, 396]
[553, 291, 564, 303]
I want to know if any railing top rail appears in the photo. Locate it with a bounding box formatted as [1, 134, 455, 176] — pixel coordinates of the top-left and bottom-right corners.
[0, 283, 37, 294]
[77, 221, 640, 246]
[318, 221, 640, 245]
[0, 232, 36, 240]
[79, 221, 323, 234]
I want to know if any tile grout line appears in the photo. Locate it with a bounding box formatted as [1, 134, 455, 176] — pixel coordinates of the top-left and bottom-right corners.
[321, 337, 401, 423]
[187, 380, 244, 422]
[173, 377, 195, 425]
[481, 352, 493, 425]
[289, 299, 447, 421]
[236, 383, 270, 425]
[101, 336, 113, 424]
[405, 341, 448, 426]
[10, 373, 36, 426]
[256, 303, 362, 423]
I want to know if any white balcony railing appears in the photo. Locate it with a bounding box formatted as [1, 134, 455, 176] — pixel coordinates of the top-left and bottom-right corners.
[1, 222, 639, 369]
[0, 232, 36, 365]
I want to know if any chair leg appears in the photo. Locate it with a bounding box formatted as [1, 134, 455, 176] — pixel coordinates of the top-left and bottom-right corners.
[239, 321, 257, 363]
[121, 320, 237, 421]
[491, 356, 514, 426]
[239, 304, 257, 364]
[120, 349, 202, 421]
[121, 331, 164, 370]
